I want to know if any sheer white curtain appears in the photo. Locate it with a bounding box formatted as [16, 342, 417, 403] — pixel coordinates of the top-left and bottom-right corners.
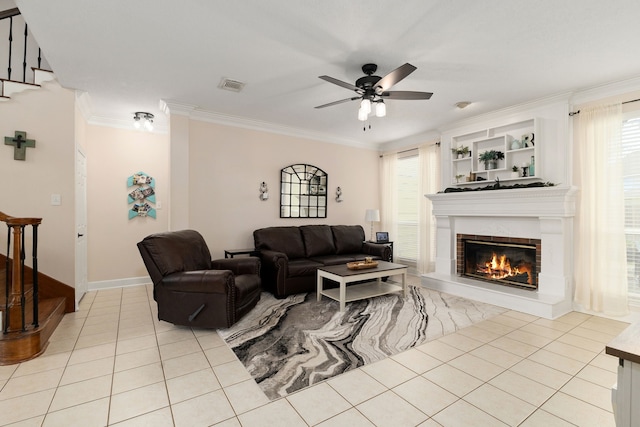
[380, 153, 398, 255]
[574, 103, 628, 315]
[418, 144, 440, 274]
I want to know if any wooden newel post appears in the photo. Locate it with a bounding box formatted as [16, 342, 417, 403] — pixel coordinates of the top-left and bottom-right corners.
[0, 211, 42, 333]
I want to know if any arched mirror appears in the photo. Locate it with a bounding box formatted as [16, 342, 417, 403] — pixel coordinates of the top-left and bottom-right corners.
[280, 164, 327, 218]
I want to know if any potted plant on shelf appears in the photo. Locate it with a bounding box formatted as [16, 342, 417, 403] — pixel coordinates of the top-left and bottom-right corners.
[511, 165, 520, 178]
[478, 150, 504, 170]
[451, 146, 470, 159]
[455, 174, 465, 183]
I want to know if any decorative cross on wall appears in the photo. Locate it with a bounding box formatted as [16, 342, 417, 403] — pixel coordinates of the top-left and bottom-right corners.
[4, 131, 36, 161]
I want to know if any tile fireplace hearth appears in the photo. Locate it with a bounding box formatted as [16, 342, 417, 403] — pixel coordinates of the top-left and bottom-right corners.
[424, 186, 577, 319]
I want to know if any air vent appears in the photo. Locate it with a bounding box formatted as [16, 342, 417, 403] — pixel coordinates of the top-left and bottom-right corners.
[218, 78, 246, 93]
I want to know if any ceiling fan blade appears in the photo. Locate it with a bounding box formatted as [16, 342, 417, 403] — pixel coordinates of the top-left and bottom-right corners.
[315, 96, 361, 109]
[381, 90, 433, 100]
[318, 75, 363, 93]
[375, 63, 417, 93]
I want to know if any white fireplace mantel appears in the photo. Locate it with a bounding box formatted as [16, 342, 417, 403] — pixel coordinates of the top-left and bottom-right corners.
[428, 186, 578, 218]
[423, 185, 578, 319]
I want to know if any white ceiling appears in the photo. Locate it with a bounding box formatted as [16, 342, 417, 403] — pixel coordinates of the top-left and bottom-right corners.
[15, 0, 640, 147]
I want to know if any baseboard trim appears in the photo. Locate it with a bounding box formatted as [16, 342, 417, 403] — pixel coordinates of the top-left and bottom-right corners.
[88, 276, 150, 291]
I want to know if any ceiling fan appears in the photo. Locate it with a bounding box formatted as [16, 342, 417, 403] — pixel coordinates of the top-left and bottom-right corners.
[315, 63, 433, 120]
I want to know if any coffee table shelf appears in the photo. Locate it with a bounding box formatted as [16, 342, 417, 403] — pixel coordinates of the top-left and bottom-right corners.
[320, 282, 403, 303]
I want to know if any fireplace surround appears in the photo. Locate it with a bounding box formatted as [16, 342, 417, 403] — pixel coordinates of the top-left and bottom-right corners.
[424, 186, 577, 319]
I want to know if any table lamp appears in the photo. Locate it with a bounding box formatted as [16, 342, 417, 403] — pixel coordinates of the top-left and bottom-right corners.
[364, 209, 380, 241]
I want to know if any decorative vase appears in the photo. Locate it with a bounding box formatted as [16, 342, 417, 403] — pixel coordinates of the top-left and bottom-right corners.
[511, 140, 521, 150]
[485, 160, 497, 170]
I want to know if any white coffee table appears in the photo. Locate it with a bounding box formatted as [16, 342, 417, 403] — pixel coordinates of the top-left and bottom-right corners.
[316, 261, 408, 311]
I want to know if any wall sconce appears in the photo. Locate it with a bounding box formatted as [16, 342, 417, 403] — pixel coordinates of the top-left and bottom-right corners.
[133, 112, 154, 131]
[259, 182, 268, 200]
[335, 187, 343, 203]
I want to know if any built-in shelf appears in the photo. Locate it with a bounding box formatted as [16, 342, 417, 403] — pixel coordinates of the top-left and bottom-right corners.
[450, 118, 540, 186]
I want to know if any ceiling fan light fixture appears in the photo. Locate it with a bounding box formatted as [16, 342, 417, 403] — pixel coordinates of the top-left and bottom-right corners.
[358, 107, 368, 121]
[360, 98, 371, 115]
[316, 63, 432, 128]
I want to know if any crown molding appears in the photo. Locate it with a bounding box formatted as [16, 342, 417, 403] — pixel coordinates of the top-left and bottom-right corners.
[75, 91, 92, 121]
[159, 99, 195, 116]
[436, 93, 571, 134]
[569, 75, 640, 106]
[379, 129, 441, 153]
[160, 99, 377, 150]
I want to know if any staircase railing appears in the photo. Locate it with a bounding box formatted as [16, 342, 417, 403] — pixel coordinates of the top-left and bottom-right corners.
[0, 211, 41, 333]
[1, 7, 43, 82]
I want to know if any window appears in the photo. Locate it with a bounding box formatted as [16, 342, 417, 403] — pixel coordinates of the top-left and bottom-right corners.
[623, 116, 640, 294]
[396, 152, 419, 264]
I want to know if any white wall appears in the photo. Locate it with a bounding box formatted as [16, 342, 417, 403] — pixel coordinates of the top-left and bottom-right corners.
[82, 116, 380, 285]
[0, 79, 76, 285]
[85, 125, 169, 282]
[186, 120, 381, 259]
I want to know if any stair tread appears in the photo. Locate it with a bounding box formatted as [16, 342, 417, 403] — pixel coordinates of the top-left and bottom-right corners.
[0, 297, 66, 364]
[1, 297, 64, 334]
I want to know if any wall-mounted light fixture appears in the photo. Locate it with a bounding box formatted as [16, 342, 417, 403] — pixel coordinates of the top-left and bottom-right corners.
[335, 187, 343, 203]
[259, 182, 269, 200]
[133, 112, 154, 131]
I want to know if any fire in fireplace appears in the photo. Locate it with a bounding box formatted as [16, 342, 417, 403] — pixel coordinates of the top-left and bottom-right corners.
[457, 235, 541, 290]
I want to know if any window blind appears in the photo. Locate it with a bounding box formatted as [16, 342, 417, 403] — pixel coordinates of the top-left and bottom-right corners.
[396, 154, 419, 263]
[622, 117, 640, 294]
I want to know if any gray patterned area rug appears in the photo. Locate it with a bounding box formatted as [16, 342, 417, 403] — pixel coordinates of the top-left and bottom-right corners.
[218, 284, 506, 400]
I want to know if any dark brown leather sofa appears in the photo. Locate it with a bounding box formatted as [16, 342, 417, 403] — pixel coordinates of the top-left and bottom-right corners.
[253, 225, 391, 298]
[137, 229, 261, 328]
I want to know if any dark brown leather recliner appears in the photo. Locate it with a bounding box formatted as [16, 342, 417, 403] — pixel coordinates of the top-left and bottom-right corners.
[137, 229, 261, 328]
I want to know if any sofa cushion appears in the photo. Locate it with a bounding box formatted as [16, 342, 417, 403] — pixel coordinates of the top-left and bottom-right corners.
[300, 225, 335, 257]
[288, 258, 323, 277]
[254, 226, 306, 259]
[309, 254, 358, 266]
[331, 225, 365, 254]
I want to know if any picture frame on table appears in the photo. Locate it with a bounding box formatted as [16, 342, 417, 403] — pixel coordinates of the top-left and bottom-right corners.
[375, 232, 389, 243]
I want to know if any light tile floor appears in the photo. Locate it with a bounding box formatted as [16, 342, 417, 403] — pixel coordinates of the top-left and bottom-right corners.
[0, 279, 629, 427]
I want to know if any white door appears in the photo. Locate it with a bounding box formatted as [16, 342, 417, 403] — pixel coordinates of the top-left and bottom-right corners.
[75, 148, 88, 307]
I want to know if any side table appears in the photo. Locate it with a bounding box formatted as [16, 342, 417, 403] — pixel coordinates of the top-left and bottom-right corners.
[224, 248, 259, 258]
